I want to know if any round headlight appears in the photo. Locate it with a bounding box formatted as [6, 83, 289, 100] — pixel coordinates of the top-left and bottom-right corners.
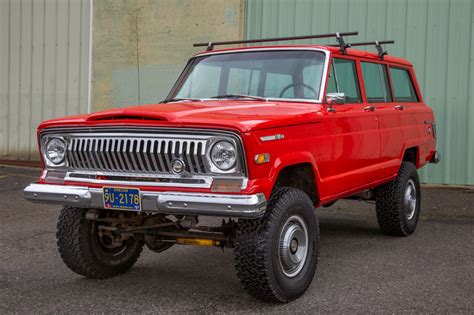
[210, 140, 237, 171]
[45, 138, 66, 165]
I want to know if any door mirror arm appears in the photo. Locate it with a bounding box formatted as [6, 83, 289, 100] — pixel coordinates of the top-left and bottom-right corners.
[326, 92, 345, 112]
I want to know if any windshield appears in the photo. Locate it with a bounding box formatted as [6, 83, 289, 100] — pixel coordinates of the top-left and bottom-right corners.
[171, 50, 326, 101]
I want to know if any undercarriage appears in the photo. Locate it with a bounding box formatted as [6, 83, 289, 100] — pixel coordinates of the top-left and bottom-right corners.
[86, 209, 237, 251]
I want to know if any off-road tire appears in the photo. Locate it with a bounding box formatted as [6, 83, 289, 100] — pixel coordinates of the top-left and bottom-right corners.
[234, 187, 319, 303]
[375, 161, 421, 236]
[56, 207, 143, 279]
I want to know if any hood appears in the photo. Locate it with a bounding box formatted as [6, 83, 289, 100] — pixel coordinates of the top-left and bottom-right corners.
[38, 100, 326, 133]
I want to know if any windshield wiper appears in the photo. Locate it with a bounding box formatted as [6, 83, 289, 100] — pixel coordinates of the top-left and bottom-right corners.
[160, 97, 202, 104]
[209, 94, 268, 101]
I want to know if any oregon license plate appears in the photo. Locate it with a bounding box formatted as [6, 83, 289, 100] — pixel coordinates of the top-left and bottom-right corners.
[103, 187, 141, 211]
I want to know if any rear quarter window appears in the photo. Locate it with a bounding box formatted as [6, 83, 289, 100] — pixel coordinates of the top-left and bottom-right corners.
[390, 67, 419, 102]
[361, 62, 392, 103]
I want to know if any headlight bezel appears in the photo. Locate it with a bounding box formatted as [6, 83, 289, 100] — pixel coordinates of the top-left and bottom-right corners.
[41, 136, 68, 168]
[206, 137, 242, 174]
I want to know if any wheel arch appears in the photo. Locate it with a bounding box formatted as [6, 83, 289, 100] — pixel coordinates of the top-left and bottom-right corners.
[402, 146, 420, 168]
[269, 152, 321, 205]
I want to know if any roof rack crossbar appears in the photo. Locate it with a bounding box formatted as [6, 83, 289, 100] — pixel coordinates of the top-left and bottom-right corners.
[193, 31, 359, 51]
[329, 40, 395, 59]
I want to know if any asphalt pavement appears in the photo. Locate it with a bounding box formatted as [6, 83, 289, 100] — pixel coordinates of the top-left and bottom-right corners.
[0, 165, 473, 313]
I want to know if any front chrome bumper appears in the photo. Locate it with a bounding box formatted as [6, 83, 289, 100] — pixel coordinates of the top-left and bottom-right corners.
[23, 183, 266, 218]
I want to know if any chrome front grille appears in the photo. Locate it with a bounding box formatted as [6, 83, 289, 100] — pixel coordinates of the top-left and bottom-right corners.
[66, 136, 208, 174]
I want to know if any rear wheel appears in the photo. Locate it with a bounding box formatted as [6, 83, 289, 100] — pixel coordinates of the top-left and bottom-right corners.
[234, 187, 319, 303]
[375, 162, 421, 236]
[56, 207, 143, 279]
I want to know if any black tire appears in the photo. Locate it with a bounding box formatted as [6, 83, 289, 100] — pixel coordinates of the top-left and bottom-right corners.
[56, 207, 143, 279]
[375, 161, 421, 236]
[234, 187, 319, 303]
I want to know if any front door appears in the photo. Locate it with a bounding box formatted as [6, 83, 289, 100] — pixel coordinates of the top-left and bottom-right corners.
[326, 57, 381, 196]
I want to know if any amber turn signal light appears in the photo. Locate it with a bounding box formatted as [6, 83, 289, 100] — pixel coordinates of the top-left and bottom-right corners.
[254, 153, 270, 164]
[211, 179, 243, 192]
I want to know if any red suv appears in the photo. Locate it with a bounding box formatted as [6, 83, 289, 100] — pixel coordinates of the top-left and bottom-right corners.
[25, 32, 439, 303]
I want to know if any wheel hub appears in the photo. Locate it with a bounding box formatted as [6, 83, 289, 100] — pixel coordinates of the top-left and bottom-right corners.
[278, 215, 308, 278]
[404, 179, 417, 220]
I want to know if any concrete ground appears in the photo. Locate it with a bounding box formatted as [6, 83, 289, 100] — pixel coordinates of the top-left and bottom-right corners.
[0, 165, 473, 313]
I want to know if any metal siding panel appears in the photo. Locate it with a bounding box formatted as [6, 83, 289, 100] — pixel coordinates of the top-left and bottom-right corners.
[0, 0, 9, 159]
[30, 0, 46, 160]
[422, 0, 450, 184]
[19, 0, 33, 159]
[444, 0, 471, 185]
[80, 0, 90, 115]
[68, 0, 82, 116]
[246, 0, 474, 185]
[43, 0, 57, 121]
[8, 0, 21, 159]
[311, 0, 331, 45]
[468, 2, 474, 184]
[0, 0, 90, 161]
[55, 0, 68, 118]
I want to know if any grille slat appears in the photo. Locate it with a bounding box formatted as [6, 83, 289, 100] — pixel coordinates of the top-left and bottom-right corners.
[66, 135, 211, 175]
[193, 142, 202, 173]
[149, 140, 161, 172]
[79, 139, 88, 169]
[156, 140, 166, 172]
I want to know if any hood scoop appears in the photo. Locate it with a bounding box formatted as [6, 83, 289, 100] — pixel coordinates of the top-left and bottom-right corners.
[86, 110, 170, 122]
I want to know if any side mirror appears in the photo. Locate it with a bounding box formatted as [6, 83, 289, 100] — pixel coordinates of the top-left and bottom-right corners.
[326, 92, 345, 104]
[326, 92, 345, 112]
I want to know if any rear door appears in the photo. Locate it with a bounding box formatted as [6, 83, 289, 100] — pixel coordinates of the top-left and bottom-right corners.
[376, 65, 420, 178]
[360, 61, 397, 180]
[327, 57, 381, 196]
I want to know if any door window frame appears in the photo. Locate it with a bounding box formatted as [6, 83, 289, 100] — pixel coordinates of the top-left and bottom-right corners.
[360, 61, 393, 103]
[325, 55, 362, 104]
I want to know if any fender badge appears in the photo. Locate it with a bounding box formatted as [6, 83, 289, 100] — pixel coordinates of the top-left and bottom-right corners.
[260, 134, 285, 142]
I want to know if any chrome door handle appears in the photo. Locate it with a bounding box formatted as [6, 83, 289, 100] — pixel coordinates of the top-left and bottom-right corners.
[364, 106, 376, 112]
[394, 105, 405, 110]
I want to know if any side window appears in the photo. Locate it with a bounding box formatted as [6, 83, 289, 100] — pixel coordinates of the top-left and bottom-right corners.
[361, 62, 392, 103]
[390, 67, 418, 102]
[326, 58, 361, 103]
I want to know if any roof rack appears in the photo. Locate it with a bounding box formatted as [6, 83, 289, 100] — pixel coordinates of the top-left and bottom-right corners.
[193, 31, 359, 52]
[328, 40, 395, 59]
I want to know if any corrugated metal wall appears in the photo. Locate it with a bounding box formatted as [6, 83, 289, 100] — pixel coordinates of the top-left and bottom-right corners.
[246, 0, 474, 186]
[0, 0, 90, 161]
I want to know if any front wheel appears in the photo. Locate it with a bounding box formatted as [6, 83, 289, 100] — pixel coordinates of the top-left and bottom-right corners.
[234, 187, 319, 303]
[375, 161, 421, 236]
[56, 207, 143, 279]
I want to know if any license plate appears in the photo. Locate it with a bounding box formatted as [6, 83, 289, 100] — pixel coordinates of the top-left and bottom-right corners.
[103, 187, 141, 211]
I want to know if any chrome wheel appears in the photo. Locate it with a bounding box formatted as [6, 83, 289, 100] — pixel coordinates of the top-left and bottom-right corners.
[404, 179, 417, 220]
[278, 215, 308, 278]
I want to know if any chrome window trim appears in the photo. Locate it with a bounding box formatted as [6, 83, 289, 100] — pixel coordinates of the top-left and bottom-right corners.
[185, 47, 331, 104]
